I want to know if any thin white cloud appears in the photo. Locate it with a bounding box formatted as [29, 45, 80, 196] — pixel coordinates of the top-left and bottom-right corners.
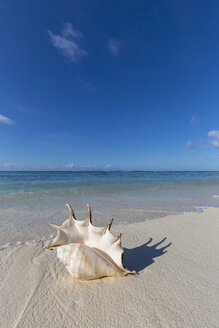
[61, 22, 83, 40]
[208, 130, 219, 148]
[208, 130, 219, 138]
[2, 163, 17, 169]
[108, 38, 121, 56]
[0, 114, 15, 125]
[48, 23, 87, 63]
[65, 163, 75, 169]
[186, 141, 194, 148]
[190, 115, 199, 125]
[65, 163, 95, 170]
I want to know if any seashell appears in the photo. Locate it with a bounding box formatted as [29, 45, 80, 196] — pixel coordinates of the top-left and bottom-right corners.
[45, 204, 135, 280]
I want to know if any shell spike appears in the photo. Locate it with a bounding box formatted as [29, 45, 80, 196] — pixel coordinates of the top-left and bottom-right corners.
[43, 244, 53, 250]
[50, 223, 61, 230]
[85, 203, 92, 225]
[102, 218, 113, 234]
[66, 203, 76, 222]
[114, 233, 122, 243]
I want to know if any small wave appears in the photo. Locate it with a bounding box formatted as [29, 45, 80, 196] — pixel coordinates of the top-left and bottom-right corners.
[0, 187, 131, 201]
[181, 205, 216, 214]
[211, 195, 219, 198]
[8, 190, 35, 195]
[0, 234, 55, 251]
[194, 206, 215, 213]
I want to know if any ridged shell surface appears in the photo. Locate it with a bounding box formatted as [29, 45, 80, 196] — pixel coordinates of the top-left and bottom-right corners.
[45, 204, 135, 280]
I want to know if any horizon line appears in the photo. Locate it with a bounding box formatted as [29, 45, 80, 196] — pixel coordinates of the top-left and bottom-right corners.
[0, 170, 219, 172]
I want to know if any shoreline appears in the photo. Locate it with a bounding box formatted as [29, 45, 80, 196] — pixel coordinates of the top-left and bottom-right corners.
[0, 205, 217, 251]
[0, 207, 218, 327]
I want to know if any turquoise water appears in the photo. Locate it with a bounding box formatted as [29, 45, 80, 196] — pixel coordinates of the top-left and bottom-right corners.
[0, 171, 219, 246]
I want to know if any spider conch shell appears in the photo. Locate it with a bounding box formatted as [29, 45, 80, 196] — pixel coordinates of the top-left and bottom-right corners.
[45, 204, 135, 280]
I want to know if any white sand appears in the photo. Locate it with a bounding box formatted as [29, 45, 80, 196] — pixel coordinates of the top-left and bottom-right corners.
[0, 208, 218, 328]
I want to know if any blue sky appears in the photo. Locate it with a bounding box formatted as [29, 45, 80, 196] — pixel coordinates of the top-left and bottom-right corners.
[0, 0, 218, 170]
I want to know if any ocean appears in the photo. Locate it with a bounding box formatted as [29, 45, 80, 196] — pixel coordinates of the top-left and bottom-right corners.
[0, 171, 219, 248]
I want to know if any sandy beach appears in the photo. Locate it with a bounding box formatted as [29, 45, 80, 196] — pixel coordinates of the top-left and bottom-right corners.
[1, 0, 218, 326]
[0, 207, 218, 328]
